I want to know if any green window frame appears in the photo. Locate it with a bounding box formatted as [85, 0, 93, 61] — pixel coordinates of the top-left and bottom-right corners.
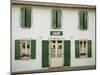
[79, 10, 88, 30]
[52, 9, 61, 29]
[21, 7, 31, 28]
[75, 40, 92, 58]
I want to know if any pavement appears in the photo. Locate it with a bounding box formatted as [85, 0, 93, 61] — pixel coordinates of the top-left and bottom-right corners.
[11, 65, 96, 75]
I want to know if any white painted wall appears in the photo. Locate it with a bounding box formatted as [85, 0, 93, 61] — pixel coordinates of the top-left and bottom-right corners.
[12, 5, 96, 72]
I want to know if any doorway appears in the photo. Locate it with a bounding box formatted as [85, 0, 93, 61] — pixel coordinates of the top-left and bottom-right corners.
[49, 40, 64, 67]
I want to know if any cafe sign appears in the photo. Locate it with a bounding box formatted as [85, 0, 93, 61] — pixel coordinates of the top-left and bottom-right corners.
[50, 31, 63, 36]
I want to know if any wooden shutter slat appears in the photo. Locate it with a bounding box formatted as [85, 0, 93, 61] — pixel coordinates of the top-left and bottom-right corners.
[15, 40, 20, 60]
[42, 40, 49, 67]
[75, 40, 80, 58]
[88, 40, 92, 57]
[31, 40, 36, 59]
[64, 40, 70, 66]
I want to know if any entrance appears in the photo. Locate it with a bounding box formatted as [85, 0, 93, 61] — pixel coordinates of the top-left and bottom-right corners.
[49, 40, 63, 67]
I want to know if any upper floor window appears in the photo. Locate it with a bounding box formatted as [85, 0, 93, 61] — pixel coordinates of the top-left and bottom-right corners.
[21, 7, 31, 28]
[79, 10, 88, 30]
[52, 9, 61, 29]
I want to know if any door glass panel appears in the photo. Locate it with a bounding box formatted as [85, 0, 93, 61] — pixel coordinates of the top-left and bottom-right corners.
[57, 49, 62, 57]
[57, 43, 62, 57]
[51, 53, 55, 58]
[51, 49, 56, 53]
[84, 41, 86, 48]
[58, 45, 62, 49]
[52, 45, 55, 49]
[57, 53, 62, 57]
[27, 41, 30, 49]
[51, 49, 56, 58]
[50, 43, 56, 58]
[58, 40, 62, 43]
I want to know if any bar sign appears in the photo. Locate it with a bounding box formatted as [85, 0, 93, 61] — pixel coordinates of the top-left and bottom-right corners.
[50, 31, 63, 36]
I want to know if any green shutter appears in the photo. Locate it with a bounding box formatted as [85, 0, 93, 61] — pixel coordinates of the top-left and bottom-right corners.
[84, 11, 88, 29]
[21, 8, 26, 27]
[26, 8, 31, 28]
[42, 40, 49, 67]
[88, 40, 92, 57]
[52, 9, 56, 29]
[57, 9, 61, 29]
[79, 11, 88, 30]
[75, 40, 80, 58]
[64, 40, 70, 66]
[79, 11, 84, 29]
[31, 40, 36, 59]
[15, 40, 20, 60]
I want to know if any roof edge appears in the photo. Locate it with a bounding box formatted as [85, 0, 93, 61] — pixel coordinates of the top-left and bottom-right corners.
[12, 0, 96, 9]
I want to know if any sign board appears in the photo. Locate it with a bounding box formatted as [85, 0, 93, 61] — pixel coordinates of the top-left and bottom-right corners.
[50, 31, 63, 36]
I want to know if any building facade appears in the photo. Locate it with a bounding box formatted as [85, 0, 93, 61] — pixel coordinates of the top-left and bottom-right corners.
[12, 0, 96, 74]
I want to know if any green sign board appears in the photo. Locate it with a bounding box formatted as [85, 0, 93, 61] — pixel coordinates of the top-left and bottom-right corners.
[50, 31, 63, 36]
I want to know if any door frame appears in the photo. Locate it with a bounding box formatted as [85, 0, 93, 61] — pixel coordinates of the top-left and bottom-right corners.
[49, 37, 64, 67]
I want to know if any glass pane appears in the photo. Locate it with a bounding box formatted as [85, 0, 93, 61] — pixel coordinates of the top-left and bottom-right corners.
[51, 54, 55, 58]
[52, 45, 55, 49]
[80, 41, 82, 44]
[80, 53, 86, 56]
[57, 49, 62, 54]
[84, 41, 86, 48]
[58, 45, 62, 49]
[58, 40, 62, 43]
[27, 41, 30, 49]
[57, 53, 62, 57]
[52, 40, 55, 43]
[27, 44, 30, 49]
[51, 49, 56, 53]
[21, 40, 31, 58]
[22, 43, 25, 49]
[80, 41, 82, 48]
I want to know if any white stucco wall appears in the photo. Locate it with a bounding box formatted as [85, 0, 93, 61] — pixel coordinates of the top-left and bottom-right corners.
[12, 5, 96, 72]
